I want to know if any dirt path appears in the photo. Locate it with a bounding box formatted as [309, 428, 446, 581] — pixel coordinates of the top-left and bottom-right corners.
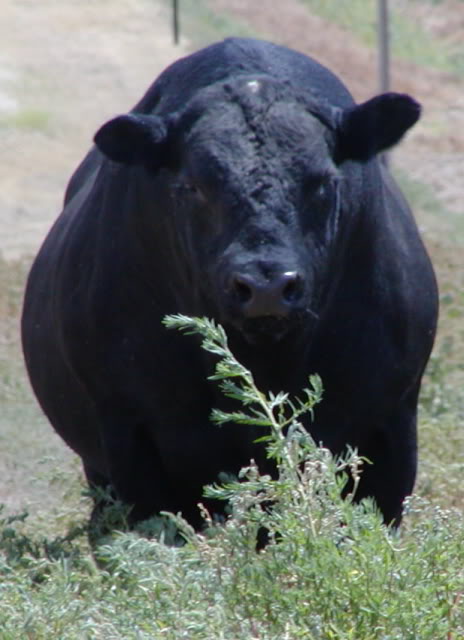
[0, 0, 190, 259]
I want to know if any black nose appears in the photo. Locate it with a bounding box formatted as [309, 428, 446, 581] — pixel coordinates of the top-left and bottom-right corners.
[229, 271, 303, 318]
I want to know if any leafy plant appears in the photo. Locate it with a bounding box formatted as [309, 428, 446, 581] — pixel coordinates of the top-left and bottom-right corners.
[0, 314, 462, 638]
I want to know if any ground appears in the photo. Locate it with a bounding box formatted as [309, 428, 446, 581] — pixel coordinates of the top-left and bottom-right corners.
[2, 0, 463, 257]
[0, 0, 189, 259]
[1, 0, 463, 520]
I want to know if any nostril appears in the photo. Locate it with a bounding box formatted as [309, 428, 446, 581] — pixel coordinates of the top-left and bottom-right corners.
[230, 275, 256, 305]
[234, 278, 253, 304]
[229, 270, 304, 318]
[281, 273, 302, 303]
[283, 279, 297, 301]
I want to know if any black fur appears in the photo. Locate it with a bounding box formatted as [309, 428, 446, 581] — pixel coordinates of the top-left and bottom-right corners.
[22, 38, 438, 529]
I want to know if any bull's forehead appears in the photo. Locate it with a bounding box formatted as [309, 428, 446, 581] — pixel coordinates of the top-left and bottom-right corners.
[181, 74, 331, 138]
[181, 77, 335, 187]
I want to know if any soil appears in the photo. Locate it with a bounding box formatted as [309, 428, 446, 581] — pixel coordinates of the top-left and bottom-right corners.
[0, 0, 189, 259]
[1, 0, 463, 259]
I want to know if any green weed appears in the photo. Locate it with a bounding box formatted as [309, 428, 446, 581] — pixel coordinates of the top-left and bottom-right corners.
[0, 315, 463, 638]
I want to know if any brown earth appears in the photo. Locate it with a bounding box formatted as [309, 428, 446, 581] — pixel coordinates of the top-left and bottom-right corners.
[1, 0, 463, 259]
[0, 0, 190, 259]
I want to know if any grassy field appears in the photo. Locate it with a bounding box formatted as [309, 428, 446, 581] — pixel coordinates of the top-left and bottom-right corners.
[1, 0, 463, 637]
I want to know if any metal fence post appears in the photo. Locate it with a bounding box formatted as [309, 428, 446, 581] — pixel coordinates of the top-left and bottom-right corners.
[377, 0, 390, 166]
[378, 0, 390, 94]
[173, 0, 179, 45]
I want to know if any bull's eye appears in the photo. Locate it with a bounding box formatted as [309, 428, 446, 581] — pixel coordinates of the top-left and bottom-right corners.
[300, 175, 338, 232]
[187, 183, 207, 207]
[315, 183, 326, 200]
[304, 177, 331, 205]
[180, 182, 200, 196]
[185, 183, 200, 195]
[173, 181, 206, 206]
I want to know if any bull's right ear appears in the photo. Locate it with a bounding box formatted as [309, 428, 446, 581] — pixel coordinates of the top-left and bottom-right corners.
[335, 93, 421, 163]
[94, 113, 169, 170]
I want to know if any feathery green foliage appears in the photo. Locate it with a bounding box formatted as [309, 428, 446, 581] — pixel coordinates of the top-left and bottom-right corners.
[1, 314, 463, 638]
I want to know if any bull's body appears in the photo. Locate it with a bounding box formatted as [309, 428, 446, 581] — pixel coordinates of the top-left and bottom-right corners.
[22, 38, 438, 527]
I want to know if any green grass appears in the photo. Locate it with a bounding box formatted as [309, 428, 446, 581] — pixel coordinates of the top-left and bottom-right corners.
[300, 0, 464, 75]
[1, 502, 462, 639]
[0, 256, 28, 403]
[394, 169, 464, 246]
[0, 315, 463, 639]
[0, 108, 51, 133]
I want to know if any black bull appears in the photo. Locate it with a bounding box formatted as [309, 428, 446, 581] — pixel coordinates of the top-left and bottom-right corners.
[22, 38, 438, 528]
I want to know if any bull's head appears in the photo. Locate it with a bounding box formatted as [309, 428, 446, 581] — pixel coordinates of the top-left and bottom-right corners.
[94, 76, 420, 343]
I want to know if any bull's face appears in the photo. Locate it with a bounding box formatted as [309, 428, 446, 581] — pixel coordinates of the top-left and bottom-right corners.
[95, 76, 420, 343]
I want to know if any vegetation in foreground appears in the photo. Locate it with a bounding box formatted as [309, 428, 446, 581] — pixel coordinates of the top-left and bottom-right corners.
[0, 315, 463, 639]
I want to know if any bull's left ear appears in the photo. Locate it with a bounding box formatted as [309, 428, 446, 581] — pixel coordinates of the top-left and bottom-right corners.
[94, 113, 170, 171]
[335, 93, 421, 164]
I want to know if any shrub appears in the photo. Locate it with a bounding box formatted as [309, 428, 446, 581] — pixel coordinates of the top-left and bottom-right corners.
[0, 315, 462, 638]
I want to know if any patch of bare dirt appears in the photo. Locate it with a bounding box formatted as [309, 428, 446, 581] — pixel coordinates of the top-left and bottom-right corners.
[0, 0, 189, 259]
[2, 0, 462, 259]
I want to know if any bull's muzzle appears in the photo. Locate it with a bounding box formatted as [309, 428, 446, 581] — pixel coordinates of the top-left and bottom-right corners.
[228, 270, 303, 318]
